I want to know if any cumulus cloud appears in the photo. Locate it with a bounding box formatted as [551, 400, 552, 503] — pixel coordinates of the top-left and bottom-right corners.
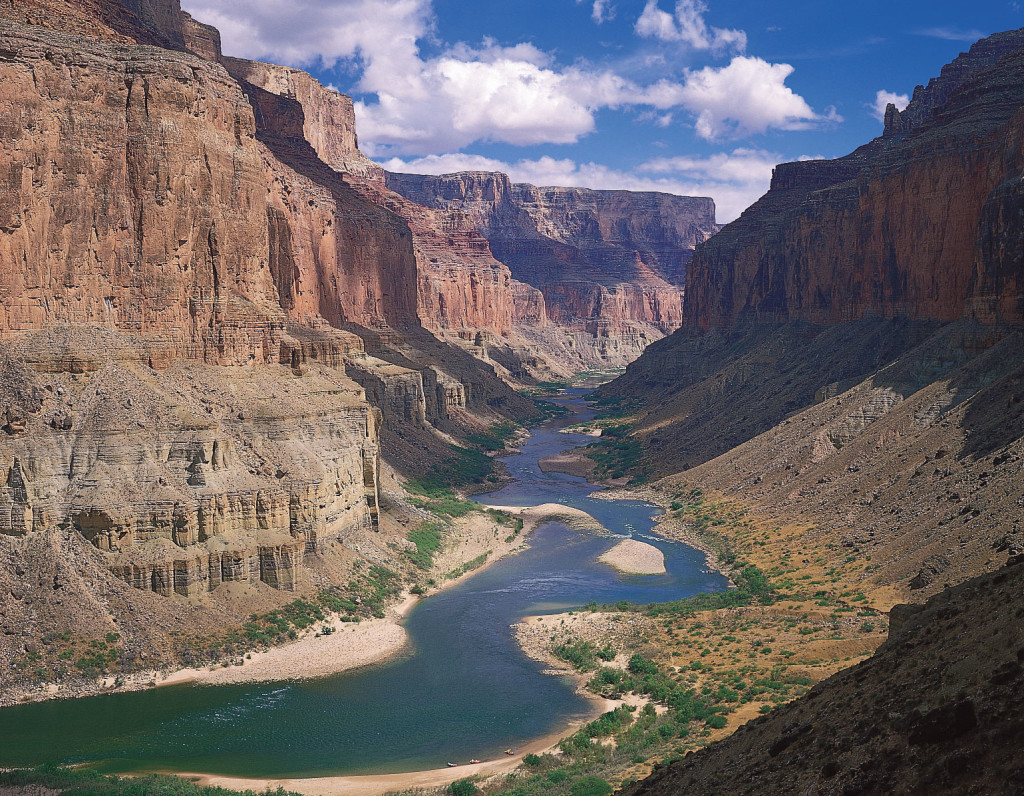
[669, 57, 839, 140]
[870, 89, 910, 122]
[578, 0, 615, 24]
[182, 0, 433, 67]
[381, 147, 787, 223]
[182, 0, 829, 155]
[635, 0, 746, 55]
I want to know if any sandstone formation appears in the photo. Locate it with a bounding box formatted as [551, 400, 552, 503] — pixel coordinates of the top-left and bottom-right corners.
[681, 30, 1024, 331]
[0, 0, 555, 704]
[387, 171, 720, 364]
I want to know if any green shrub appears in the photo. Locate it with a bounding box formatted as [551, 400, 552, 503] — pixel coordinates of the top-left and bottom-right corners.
[407, 522, 445, 569]
[449, 779, 479, 796]
[570, 775, 613, 796]
[554, 640, 601, 672]
[627, 654, 658, 676]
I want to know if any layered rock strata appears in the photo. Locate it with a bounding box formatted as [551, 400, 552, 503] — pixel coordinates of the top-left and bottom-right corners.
[0, 331, 382, 599]
[682, 30, 1024, 331]
[217, 57, 570, 377]
[597, 29, 1024, 599]
[606, 28, 1024, 465]
[387, 171, 720, 363]
[0, 0, 537, 624]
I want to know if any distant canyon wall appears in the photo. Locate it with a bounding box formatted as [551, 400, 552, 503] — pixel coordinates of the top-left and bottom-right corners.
[387, 171, 720, 361]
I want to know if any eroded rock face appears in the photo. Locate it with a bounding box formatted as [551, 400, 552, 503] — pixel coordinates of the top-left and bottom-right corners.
[387, 171, 720, 362]
[0, 21, 291, 365]
[0, 332, 382, 598]
[219, 59, 560, 373]
[682, 30, 1024, 331]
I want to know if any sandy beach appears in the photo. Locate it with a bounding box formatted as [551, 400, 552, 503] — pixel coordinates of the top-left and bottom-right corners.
[157, 596, 417, 688]
[483, 502, 609, 535]
[598, 539, 666, 575]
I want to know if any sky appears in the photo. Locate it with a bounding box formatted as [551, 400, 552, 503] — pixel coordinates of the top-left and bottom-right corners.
[181, 1, 1024, 222]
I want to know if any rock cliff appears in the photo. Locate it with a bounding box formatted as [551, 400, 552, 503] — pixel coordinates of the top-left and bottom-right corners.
[388, 171, 719, 364]
[0, 0, 547, 702]
[682, 30, 1024, 331]
[606, 29, 1024, 457]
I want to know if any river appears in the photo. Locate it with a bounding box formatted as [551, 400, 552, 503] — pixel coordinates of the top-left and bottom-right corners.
[0, 389, 727, 778]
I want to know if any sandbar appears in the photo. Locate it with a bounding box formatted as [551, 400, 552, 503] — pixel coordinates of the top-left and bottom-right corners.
[598, 539, 666, 575]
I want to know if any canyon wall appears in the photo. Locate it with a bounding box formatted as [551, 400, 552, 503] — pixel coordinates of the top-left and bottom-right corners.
[682, 30, 1024, 331]
[595, 30, 1024, 612]
[219, 57, 563, 375]
[608, 28, 1024, 444]
[0, 1, 534, 627]
[388, 171, 720, 362]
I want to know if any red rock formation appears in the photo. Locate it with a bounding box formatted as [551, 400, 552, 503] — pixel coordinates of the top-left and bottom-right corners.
[683, 30, 1024, 331]
[221, 58, 550, 348]
[386, 171, 719, 361]
[0, 0, 537, 622]
[601, 29, 1024, 482]
[0, 20, 285, 366]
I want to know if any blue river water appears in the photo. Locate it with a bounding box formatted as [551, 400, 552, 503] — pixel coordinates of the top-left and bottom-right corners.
[0, 389, 726, 778]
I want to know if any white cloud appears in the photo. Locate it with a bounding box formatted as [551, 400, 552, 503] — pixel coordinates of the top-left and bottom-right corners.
[635, 0, 746, 55]
[870, 89, 910, 122]
[182, 0, 433, 68]
[381, 147, 787, 223]
[183, 0, 831, 156]
[578, 0, 615, 24]
[916, 26, 986, 42]
[670, 57, 839, 140]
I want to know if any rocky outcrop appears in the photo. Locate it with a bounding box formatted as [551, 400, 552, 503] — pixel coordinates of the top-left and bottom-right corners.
[0, 21, 287, 365]
[221, 57, 382, 181]
[220, 58, 562, 375]
[387, 171, 719, 363]
[603, 30, 1024, 475]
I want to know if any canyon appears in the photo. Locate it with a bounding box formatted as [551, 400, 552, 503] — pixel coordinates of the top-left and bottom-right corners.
[1, 0, 1023, 793]
[0, 0, 720, 702]
[583, 27, 1024, 794]
[600, 29, 1024, 593]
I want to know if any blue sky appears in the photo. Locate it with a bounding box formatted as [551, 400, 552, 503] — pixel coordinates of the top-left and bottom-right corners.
[182, 1, 1024, 221]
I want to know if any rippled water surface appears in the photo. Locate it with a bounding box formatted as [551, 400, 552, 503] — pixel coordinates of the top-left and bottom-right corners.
[0, 390, 726, 777]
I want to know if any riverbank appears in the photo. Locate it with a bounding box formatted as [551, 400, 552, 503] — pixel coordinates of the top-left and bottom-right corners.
[180, 719, 592, 796]
[0, 389, 734, 796]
